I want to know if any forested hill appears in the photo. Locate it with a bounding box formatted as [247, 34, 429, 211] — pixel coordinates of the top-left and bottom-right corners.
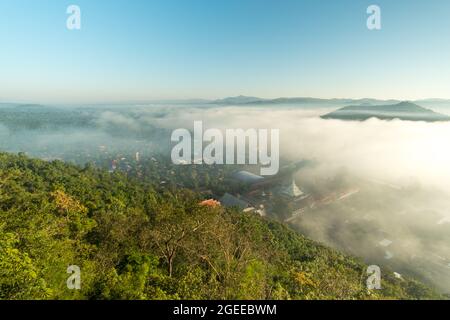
[321, 102, 450, 122]
[0, 152, 440, 299]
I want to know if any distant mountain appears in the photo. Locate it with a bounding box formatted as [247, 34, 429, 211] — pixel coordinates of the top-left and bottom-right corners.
[213, 95, 265, 105]
[212, 96, 401, 106]
[416, 98, 450, 104]
[252, 97, 404, 106]
[321, 101, 450, 122]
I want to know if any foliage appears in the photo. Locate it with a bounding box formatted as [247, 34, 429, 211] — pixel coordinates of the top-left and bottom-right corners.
[0, 152, 441, 300]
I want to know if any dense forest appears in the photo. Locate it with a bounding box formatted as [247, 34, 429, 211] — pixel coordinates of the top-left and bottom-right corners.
[0, 152, 441, 300]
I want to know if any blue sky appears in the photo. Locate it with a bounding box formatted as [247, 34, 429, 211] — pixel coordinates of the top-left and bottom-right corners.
[1, 0, 450, 103]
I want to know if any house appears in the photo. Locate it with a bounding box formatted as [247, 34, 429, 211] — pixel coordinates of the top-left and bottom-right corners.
[233, 171, 264, 185]
[277, 179, 306, 198]
[199, 199, 221, 208]
[220, 193, 252, 211]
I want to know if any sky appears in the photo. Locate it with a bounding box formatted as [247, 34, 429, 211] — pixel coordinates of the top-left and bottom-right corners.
[1, 0, 450, 103]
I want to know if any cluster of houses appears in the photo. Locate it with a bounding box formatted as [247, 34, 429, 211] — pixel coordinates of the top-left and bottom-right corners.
[203, 160, 360, 223]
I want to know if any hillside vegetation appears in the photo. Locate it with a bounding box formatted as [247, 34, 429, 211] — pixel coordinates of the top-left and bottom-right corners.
[0, 152, 440, 300]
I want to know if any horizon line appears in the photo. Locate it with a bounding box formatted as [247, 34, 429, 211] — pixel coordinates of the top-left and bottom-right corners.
[2, 95, 450, 106]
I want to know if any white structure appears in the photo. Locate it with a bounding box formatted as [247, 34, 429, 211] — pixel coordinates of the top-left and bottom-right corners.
[379, 239, 393, 247]
[279, 180, 304, 198]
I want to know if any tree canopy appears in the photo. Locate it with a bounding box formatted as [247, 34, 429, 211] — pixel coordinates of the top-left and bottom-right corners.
[0, 152, 440, 300]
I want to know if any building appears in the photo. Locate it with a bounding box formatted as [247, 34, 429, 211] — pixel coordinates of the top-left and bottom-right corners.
[109, 160, 118, 172]
[199, 199, 221, 208]
[278, 179, 305, 198]
[232, 171, 264, 184]
[220, 193, 253, 211]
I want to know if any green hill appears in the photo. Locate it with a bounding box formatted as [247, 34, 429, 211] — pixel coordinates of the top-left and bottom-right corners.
[0, 152, 441, 300]
[321, 102, 450, 122]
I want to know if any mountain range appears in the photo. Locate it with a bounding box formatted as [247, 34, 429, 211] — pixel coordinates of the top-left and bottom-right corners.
[211, 96, 450, 106]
